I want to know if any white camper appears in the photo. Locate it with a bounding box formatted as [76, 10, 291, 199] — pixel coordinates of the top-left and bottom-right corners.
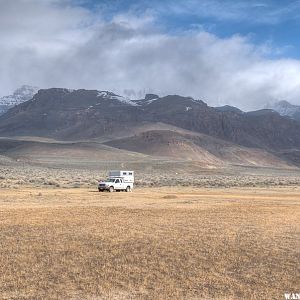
[98, 170, 134, 192]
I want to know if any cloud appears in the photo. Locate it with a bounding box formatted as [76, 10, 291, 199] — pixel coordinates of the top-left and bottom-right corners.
[1, 0, 300, 110]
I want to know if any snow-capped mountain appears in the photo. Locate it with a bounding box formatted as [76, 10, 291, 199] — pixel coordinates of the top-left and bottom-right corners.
[0, 85, 39, 115]
[266, 100, 300, 121]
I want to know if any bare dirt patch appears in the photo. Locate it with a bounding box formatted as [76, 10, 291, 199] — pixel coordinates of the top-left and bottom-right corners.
[162, 194, 178, 199]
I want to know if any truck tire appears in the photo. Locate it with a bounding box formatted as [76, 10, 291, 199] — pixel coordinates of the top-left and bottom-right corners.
[98, 188, 103, 192]
[126, 186, 131, 192]
[109, 186, 114, 193]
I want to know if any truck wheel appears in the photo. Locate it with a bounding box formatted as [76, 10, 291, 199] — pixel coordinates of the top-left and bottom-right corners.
[98, 188, 103, 192]
[109, 186, 114, 193]
[126, 186, 131, 192]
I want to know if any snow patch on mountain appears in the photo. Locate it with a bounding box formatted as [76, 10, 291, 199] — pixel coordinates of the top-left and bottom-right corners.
[0, 85, 39, 114]
[0, 85, 39, 106]
[266, 100, 300, 116]
[97, 91, 138, 106]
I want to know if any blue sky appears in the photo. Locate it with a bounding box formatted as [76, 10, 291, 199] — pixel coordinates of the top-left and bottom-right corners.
[77, 0, 300, 58]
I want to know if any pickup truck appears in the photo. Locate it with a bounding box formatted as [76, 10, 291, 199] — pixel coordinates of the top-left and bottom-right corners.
[98, 177, 133, 192]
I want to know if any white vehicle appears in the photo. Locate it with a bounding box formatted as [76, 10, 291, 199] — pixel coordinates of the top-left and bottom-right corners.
[98, 170, 134, 192]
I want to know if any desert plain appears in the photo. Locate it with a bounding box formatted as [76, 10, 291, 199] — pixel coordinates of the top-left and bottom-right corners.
[0, 183, 299, 299]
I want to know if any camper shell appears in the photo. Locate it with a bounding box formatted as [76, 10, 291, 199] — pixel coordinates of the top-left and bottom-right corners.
[108, 170, 134, 182]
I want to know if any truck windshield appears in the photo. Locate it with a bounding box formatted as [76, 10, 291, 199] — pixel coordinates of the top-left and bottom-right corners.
[107, 178, 115, 182]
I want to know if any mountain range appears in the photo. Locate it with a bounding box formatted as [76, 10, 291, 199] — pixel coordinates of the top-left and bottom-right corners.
[0, 87, 300, 168]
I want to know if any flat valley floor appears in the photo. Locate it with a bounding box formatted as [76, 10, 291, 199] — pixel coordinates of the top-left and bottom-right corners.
[0, 187, 299, 299]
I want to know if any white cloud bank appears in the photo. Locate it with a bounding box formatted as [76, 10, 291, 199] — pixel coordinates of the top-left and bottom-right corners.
[1, 0, 300, 110]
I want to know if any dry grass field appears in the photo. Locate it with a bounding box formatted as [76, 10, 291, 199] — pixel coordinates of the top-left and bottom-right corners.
[0, 187, 299, 299]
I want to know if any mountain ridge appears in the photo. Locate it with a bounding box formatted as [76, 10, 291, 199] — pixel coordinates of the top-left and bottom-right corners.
[0, 87, 300, 167]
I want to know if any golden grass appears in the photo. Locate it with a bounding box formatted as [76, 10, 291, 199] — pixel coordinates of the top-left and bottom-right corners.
[0, 187, 299, 299]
